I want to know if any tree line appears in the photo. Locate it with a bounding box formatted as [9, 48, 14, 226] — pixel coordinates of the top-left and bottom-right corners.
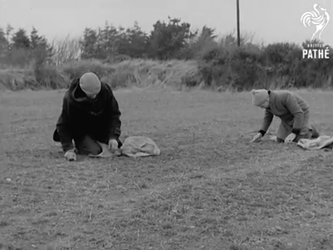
[1, 16, 332, 90]
[0, 17, 236, 66]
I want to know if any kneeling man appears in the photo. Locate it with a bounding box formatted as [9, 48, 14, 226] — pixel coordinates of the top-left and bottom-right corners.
[53, 72, 122, 161]
[250, 89, 319, 144]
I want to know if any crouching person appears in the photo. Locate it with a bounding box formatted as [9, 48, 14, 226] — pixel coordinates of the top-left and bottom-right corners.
[53, 72, 122, 161]
[250, 89, 319, 144]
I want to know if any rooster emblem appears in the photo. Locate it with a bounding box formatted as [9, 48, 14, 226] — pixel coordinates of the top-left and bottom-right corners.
[300, 4, 330, 41]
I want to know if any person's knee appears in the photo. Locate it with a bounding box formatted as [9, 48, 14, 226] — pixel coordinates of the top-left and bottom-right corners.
[76, 136, 102, 155]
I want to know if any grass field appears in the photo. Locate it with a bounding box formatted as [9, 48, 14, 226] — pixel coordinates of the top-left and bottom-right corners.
[0, 87, 333, 250]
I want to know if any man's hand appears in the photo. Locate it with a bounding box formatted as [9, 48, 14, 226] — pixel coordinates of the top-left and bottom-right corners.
[250, 133, 263, 143]
[284, 133, 296, 143]
[64, 149, 76, 161]
[108, 139, 118, 151]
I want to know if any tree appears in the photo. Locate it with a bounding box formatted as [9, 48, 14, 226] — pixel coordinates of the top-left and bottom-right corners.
[0, 27, 9, 60]
[11, 28, 30, 49]
[80, 28, 99, 59]
[180, 25, 216, 59]
[50, 36, 81, 65]
[124, 21, 148, 58]
[147, 17, 196, 60]
[4, 28, 31, 66]
[5, 24, 13, 45]
[97, 22, 121, 58]
[30, 27, 45, 49]
[30, 27, 53, 64]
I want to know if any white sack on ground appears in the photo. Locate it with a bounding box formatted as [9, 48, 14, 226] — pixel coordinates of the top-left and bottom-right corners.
[90, 136, 161, 158]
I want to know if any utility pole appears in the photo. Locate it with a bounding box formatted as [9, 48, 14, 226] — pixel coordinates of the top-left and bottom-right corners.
[236, 0, 240, 47]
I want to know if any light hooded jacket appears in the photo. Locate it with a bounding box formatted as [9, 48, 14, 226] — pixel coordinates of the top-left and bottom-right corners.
[258, 90, 310, 136]
[53, 77, 122, 152]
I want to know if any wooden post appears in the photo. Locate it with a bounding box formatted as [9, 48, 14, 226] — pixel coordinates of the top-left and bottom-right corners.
[236, 0, 241, 47]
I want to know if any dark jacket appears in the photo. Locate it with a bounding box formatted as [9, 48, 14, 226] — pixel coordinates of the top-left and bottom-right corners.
[53, 77, 122, 152]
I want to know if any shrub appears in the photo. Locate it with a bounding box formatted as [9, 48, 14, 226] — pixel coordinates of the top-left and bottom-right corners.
[33, 64, 69, 89]
[196, 36, 333, 91]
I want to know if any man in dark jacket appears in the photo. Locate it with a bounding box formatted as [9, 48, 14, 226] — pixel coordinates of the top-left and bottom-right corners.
[53, 72, 122, 161]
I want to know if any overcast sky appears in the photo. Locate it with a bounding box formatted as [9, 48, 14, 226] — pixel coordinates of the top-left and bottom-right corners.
[0, 0, 332, 46]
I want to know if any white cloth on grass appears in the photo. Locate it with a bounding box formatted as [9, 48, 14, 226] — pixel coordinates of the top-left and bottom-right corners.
[90, 136, 161, 158]
[297, 135, 333, 150]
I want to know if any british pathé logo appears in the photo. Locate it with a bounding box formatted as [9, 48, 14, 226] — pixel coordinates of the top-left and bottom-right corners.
[301, 4, 330, 41]
[300, 4, 330, 59]
[302, 43, 329, 59]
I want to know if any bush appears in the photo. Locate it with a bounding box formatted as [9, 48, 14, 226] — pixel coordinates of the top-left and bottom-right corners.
[33, 64, 69, 89]
[0, 65, 68, 91]
[197, 44, 265, 91]
[196, 37, 333, 91]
